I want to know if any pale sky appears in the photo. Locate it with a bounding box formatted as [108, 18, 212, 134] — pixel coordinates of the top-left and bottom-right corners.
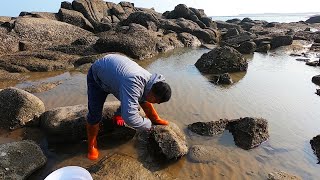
[0, 0, 319, 17]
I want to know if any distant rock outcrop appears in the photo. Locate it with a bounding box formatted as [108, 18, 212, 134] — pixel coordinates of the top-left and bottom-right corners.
[306, 15, 320, 24]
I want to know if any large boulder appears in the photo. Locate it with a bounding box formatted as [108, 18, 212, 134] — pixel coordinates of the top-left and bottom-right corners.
[200, 17, 217, 29]
[236, 41, 257, 54]
[188, 119, 229, 136]
[165, 4, 206, 28]
[226, 18, 241, 24]
[40, 102, 138, 143]
[94, 24, 159, 60]
[14, 17, 94, 49]
[216, 20, 242, 30]
[61, 1, 73, 10]
[310, 135, 320, 163]
[121, 11, 160, 30]
[150, 123, 188, 159]
[306, 15, 320, 24]
[157, 32, 184, 53]
[177, 32, 201, 47]
[40, 104, 88, 143]
[160, 18, 219, 44]
[222, 33, 252, 46]
[73, 53, 108, 67]
[0, 50, 79, 72]
[195, 46, 248, 74]
[0, 16, 12, 24]
[227, 117, 269, 150]
[18, 12, 59, 21]
[192, 28, 220, 44]
[58, 8, 94, 31]
[224, 28, 240, 39]
[0, 140, 47, 180]
[270, 35, 293, 49]
[0, 87, 45, 129]
[72, 0, 109, 31]
[0, 29, 19, 56]
[48, 36, 99, 57]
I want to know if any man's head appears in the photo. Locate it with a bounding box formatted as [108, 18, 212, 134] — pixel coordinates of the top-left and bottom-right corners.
[146, 82, 171, 104]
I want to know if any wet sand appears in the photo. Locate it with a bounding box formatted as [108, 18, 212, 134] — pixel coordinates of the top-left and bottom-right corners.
[1, 46, 320, 179]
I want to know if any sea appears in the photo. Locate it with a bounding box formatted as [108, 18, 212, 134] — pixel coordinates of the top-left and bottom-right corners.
[211, 13, 320, 23]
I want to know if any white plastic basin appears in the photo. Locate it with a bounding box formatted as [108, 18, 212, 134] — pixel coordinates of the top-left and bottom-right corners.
[44, 166, 93, 180]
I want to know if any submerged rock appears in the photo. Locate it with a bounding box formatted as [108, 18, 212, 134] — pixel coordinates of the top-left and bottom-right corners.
[310, 135, 320, 163]
[268, 170, 301, 180]
[22, 81, 62, 93]
[210, 73, 233, 85]
[188, 145, 220, 163]
[188, 119, 229, 136]
[312, 75, 320, 85]
[89, 153, 172, 180]
[151, 123, 188, 159]
[306, 60, 319, 67]
[295, 58, 310, 62]
[0, 87, 45, 129]
[227, 117, 269, 150]
[195, 46, 247, 74]
[0, 140, 47, 180]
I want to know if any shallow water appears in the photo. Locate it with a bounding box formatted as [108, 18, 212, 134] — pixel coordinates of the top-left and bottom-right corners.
[1, 46, 320, 179]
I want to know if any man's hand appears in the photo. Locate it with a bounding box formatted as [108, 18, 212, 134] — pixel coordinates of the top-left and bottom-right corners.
[140, 102, 169, 126]
[113, 115, 125, 126]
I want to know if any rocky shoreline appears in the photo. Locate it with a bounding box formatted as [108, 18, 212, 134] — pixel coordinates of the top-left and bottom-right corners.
[1, 0, 320, 179]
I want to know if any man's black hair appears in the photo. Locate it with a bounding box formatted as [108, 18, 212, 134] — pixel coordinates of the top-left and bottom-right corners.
[151, 81, 171, 103]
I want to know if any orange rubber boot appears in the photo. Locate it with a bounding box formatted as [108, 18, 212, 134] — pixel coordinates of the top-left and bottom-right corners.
[140, 102, 169, 125]
[86, 123, 99, 160]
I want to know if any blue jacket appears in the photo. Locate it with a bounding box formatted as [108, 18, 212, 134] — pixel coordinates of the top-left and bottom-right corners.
[91, 54, 165, 130]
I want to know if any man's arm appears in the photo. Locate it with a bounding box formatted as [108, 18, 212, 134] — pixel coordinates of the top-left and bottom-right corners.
[139, 101, 169, 125]
[119, 81, 152, 130]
